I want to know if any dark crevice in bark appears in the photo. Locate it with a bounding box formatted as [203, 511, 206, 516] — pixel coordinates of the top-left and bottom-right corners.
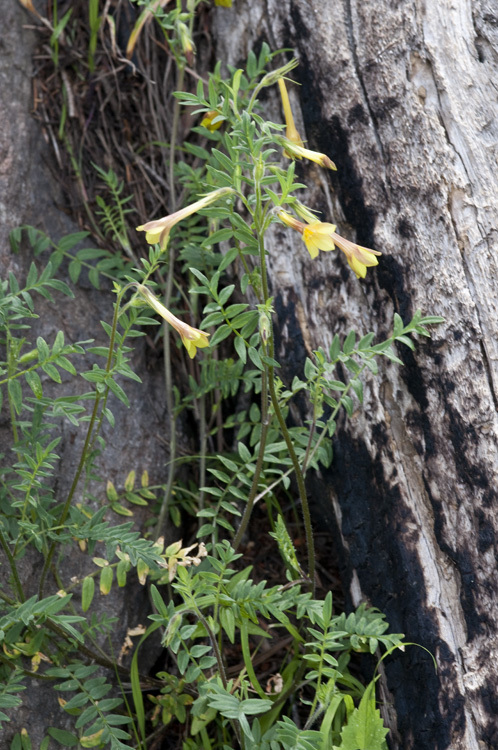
[479, 686, 498, 748]
[320, 115, 377, 247]
[325, 431, 464, 750]
[273, 289, 308, 386]
[289, 0, 311, 43]
[376, 255, 414, 325]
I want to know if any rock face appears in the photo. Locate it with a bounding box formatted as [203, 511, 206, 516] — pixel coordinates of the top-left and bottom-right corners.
[1, 5, 167, 744]
[213, 2, 498, 748]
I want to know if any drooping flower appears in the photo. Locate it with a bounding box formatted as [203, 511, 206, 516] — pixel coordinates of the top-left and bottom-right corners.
[331, 233, 382, 279]
[276, 78, 336, 169]
[214, 0, 232, 6]
[136, 187, 234, 249]
[278, 78, 304, 148]
[281, 140, 337, 170]
[276, 209, 381, 278]
[126, 0, 170, 59]
[136, 285, 210, 358]
[302, 222, 338, 259]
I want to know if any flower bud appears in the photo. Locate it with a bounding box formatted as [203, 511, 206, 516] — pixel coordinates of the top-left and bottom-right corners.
[259, 310, 271, 345]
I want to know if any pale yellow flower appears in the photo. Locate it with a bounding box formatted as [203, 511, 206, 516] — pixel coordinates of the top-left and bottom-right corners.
[214, 0, 232, 6]
[276, 209, 381, 278]
[136, 285, 210, 358]
[278, 79, 304, 148]
[302, 222, 338, 259]
[331, 234, 382, 279]
[136, 187, 234, 249]
[276, 81, 336, 169]
[281, 141, 337, 170]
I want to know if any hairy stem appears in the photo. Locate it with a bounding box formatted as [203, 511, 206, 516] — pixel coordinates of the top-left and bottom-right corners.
[153, 64, 185, 541]
[253, 170, 316, 592]
[232, 368, 269, 549]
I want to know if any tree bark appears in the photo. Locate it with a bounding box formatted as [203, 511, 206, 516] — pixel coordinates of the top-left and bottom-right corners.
[214, 1, 498, 748]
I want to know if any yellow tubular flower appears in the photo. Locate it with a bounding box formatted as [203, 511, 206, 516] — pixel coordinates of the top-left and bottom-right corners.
[136, 187, 233, 249]
[282, 140, 337, 170]
[276, 81, 336, 169]
[278, 79, 304, 147]
[214, 0, 232, 5]
[276, 209, 381, 277]
[331, 233, 382, 278]
[136, 285, 210, 358]
[277, 209, 332, 258]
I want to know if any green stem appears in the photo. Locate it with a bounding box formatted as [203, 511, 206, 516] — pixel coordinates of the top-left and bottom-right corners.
[240, 619, 267, 699]
[168, 65, 184, 209]
[253, 171, 315, 592]
[6, 331, 20, 453]
[199, 393, 207, 512]
[231, 161, 274, 547]
[232, 367, 269, 549]
[268, 371, 315, 593]
[0, 653, 52, 681]
[153, 65, 185, 541]
[196, 611, 242, 748]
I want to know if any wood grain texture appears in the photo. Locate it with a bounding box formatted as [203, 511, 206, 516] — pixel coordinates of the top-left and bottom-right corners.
[213, 1, 498, 747]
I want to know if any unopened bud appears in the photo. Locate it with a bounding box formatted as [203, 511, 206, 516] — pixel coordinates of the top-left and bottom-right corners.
[258, 58, 299, 90]
[259, 311, 271, 345]
[254, 157, 265, 183]
[177, 21, 195, 65]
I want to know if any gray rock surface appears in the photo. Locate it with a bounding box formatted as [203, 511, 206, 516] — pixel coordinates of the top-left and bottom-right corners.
[1, 4, 168, 744]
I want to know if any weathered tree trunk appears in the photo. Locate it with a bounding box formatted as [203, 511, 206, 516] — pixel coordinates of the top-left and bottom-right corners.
[214, 2, 498, 748]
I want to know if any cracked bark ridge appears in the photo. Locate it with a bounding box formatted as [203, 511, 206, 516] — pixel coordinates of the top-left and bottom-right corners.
[213, 1, 498, 747]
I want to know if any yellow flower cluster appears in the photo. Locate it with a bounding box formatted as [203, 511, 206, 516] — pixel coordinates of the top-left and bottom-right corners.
[276, 210, 381, 279]
[277, 81, 381, 278]
[135, 189, 235, 358]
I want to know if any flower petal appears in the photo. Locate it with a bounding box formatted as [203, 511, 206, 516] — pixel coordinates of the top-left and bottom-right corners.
[303, 224, 337, 254]
[135, 285, 210, 358]
[282, 141, 337, 170]
[331, 233, 381, 278]
[136, 188, 234, 247]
